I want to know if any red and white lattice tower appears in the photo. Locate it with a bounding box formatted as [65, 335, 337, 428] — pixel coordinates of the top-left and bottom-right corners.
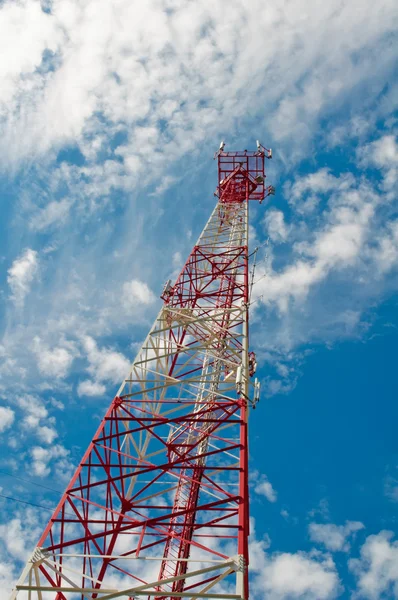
[11, 142, 274, 600]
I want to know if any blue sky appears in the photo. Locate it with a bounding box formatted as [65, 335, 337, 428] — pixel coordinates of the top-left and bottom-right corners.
[0, 0, 398, 598]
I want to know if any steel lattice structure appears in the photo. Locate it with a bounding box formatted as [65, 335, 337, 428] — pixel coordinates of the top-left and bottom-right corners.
[11, 142, 273, 600]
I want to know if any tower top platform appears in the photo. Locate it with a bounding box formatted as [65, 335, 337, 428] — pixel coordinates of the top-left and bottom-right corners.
[214, 141, 273, 203]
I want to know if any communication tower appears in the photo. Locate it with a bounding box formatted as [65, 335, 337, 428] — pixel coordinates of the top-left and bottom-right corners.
[11, 141, 274, 600]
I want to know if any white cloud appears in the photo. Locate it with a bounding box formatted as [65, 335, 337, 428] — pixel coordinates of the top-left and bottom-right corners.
[0, 0, 395, 170]
[264, 209, 290, 243]
[17, 394, 48, 421]
[255, 476, 278, 503]
[0, 505, 47, 598]
[0, 0, 60, 107]
[289, 169, 354, 202]
[0, 4, 396, 596]
[328, 116, 371, 149]
[385, 475, 398, 503]
[167, 250, 185, 280]
[371, 222, 398, 274]
[360, 135, 398, 190]
[7, 249, 38, 307]
[50, 397, 65, 410]
[248, 519, 341, 599]
[36, 424, 58, 444]
[255, 260, 323, 313]
[0, 3, 395, 409]
[254, 550, 342, 600]
[369, 135, 398, 167]
[254, 169, 377, 314]
[82, 335, 130, 384]
[0, 406, 15, 433]
[0, 511, 42, 562]
[17, 394, 57, 445]
[32, 336, 75, 379]
[0, 559, 17, 600]
[247, 142, 398, 384]
[265, 374, 298, 398]
[172, 251, 183, 270]
[30, 443, 70, 477]
[150, 175, 178, 196]
[30, 198, 72, 231]
[349, 531, 398, 599]
[122, 279, 156, 313]
[308, 498, 331, 521]
[309, 521, 365, 552]
[77, 379, 106, 397]
[310, 206, 373, 266]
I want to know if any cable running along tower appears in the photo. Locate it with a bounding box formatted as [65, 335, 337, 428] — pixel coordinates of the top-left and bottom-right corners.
[11, 142, 274, 600]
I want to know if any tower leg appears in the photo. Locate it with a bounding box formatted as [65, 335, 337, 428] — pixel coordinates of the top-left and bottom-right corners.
[236, 555, 246, 600]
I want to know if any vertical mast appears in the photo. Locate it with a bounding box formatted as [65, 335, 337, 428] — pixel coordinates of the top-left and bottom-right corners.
[10, 141, 273, 600]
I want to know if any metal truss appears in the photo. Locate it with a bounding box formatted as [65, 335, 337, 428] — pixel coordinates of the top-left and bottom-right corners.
[11, 143, 272, 600]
